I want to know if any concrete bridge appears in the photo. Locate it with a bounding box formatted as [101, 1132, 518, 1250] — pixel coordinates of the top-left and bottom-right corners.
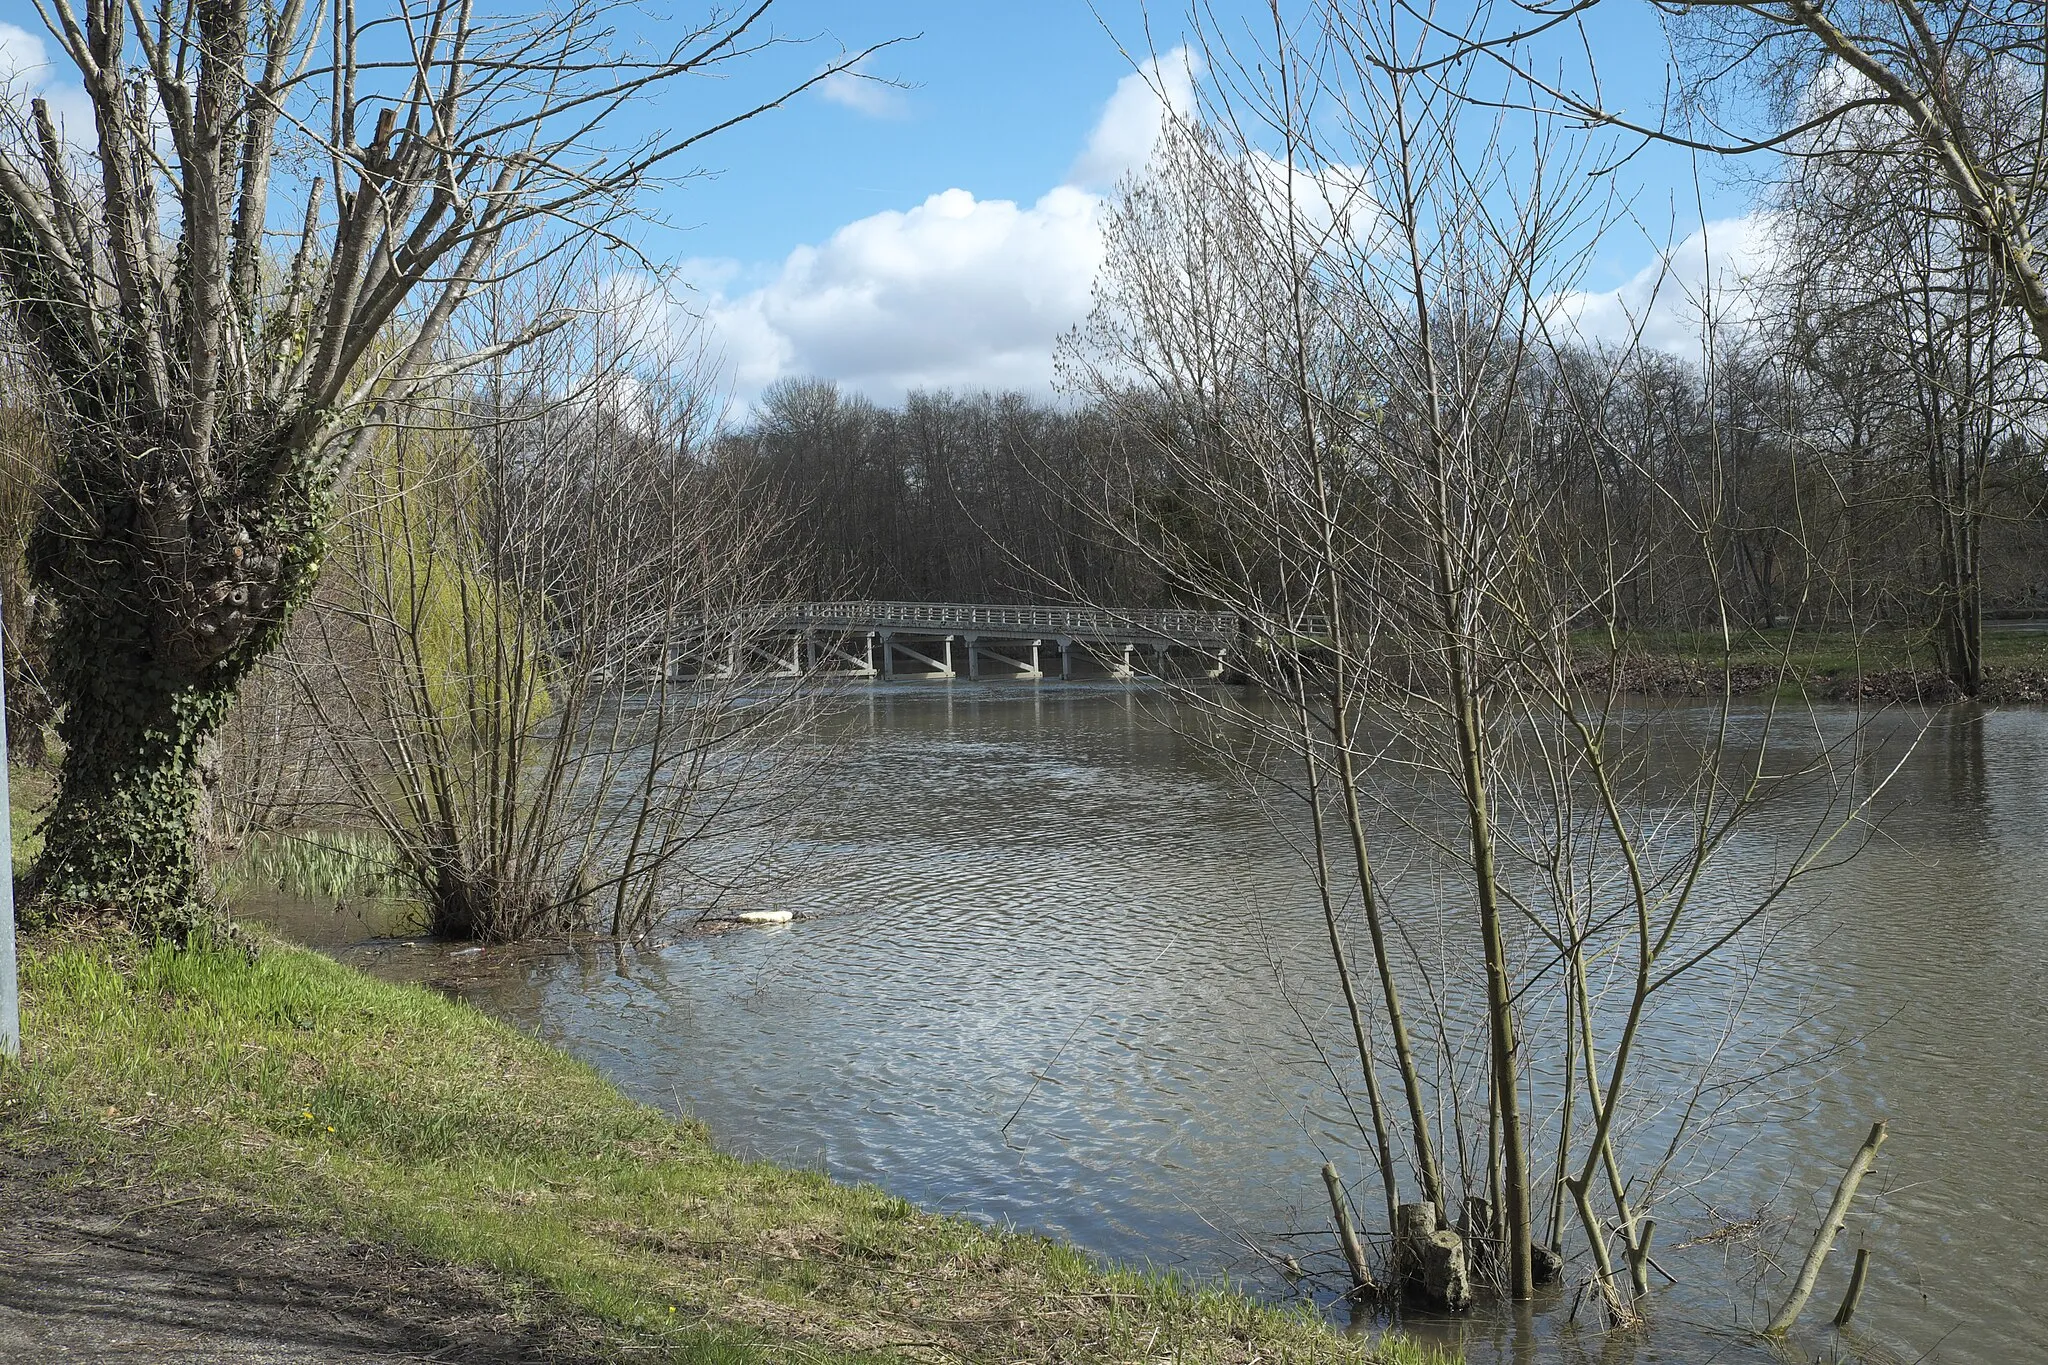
[677, 600, 1285, 681]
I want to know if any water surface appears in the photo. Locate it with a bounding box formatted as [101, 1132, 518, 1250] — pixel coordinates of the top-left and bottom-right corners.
[252, 686, 2048, 1364]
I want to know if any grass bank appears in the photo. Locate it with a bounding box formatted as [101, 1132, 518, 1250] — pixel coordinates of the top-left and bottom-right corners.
[0, 918, 1439, 1364]
[1607, 625, 2048, 703]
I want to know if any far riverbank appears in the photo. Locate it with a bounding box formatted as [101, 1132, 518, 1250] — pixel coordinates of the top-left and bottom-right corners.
[1604, 625, 2048, 703]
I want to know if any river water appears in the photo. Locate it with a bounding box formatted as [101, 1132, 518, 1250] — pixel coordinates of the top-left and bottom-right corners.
[250, 686, 2048, 1364]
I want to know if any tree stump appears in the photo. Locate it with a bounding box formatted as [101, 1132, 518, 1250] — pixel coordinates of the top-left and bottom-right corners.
[1395, 1202, 1471, 1311]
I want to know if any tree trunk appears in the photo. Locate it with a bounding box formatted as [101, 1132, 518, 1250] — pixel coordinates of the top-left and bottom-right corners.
[1936, 509, 1982, 698]
[29, 610, 239, 939]
[24, 427, 325, 939]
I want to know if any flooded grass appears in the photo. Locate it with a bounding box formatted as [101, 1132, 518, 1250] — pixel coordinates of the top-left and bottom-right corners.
[1, 927, 1447, 1364]
[1595, 625, 2048, 702]
[1611, 622, 2048, 674]
[214, 828, 411, 904]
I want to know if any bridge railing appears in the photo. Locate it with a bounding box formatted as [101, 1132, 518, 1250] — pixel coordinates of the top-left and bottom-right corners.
[766, 600, 1334, 641]
[784, 600, 1244, 641]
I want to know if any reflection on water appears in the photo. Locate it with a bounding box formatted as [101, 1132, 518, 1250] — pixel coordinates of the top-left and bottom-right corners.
[245, 686, 2048, 1365]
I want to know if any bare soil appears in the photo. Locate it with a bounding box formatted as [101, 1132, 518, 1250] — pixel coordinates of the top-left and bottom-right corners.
[0, 1166, 606, 1364]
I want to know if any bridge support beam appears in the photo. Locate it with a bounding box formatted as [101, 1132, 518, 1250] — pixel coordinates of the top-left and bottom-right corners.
[882, 633, 956, 678]
[805, 631, 878, 676]
[737, 635, 801, 675]
[964, 635, 1043, 680]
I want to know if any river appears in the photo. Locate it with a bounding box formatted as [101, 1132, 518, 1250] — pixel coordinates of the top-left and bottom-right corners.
[248, 685, 2048, 1364]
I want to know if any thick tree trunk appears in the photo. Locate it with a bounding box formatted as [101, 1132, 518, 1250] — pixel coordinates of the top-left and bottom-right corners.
[24, 425, 325, 939]
[29, 610, 239, 938]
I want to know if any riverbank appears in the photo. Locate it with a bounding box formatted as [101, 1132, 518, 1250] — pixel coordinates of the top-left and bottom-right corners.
[0, 919, 1440, 1364]
[1608, 627, 2048, 703]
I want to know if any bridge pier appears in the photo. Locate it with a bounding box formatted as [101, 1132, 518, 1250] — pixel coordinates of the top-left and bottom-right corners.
[964, 635, 1043, 680]
[881, 632, 956, 678]
[648, 603, 1321, 687]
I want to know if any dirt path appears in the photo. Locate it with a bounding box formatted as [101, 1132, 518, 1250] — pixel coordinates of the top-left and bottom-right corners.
[0, 1177, 603, 1364]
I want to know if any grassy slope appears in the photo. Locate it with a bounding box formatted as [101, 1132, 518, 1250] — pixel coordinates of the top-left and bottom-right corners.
[0, 915, 1437, 1364]
[1614, 624, 2048, 687]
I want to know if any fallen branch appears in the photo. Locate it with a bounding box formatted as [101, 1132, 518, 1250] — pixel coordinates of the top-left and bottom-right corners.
[1833, 1246, 1872, 1328]
[1322, 1162, 1376, 1296]
[1766, 1121, 1887, 1336]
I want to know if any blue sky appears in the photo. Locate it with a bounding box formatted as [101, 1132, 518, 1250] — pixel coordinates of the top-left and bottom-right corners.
[658, 2, 1750, 263]
[646, 2, 1168, 263]
[623, 1, 1767, 407]
[0, 0, 1771, 408]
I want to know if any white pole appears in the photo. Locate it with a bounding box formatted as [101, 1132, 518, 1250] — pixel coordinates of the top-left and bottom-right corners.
[0, 599, 18, 1062]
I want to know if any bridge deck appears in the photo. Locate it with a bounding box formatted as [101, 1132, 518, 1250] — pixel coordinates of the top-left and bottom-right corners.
[661, 602, 1328, 682]
[781, 600, 1248, 645]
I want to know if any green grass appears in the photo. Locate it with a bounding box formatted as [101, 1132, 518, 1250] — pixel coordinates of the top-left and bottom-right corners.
[0, 928, 1443, 1364]
[215, 828, 409, 903]
[1610, 624, 2048, 677]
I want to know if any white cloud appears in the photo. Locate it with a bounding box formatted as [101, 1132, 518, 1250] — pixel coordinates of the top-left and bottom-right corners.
[0, 22, 48, 86]
[0, 21, 96, 149]
[694, 184, 1104, 403]
[1549, 214, 1782, 355]
[1067, 47, 1201, 191]
[685, 42, 1746, 414]
[685, 51, 1208, 410]
[817, 57, 908, 120]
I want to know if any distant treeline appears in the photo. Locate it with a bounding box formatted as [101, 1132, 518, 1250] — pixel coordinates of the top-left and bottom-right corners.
[711, 354, 2048, 631]
[707, 379, 1152, 605]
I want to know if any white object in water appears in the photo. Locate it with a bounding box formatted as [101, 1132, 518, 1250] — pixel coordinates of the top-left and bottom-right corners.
[734, 909, 794, 925]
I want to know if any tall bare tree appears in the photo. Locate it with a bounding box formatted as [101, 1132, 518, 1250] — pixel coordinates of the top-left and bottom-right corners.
[1757, 88, 2048, 695]
[1063, 3, 1905, 1315]
[1474, 2, 2048, 356]
[0, 0, 880, 935]
[284, 294, 823, 943]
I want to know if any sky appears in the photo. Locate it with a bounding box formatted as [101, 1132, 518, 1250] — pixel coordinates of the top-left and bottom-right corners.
[0, 0, 1777, 411]
[627, 1, 1772, 409]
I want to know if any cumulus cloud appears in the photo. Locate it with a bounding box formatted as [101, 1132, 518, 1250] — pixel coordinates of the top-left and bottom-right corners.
[0, 21, 94, 144]
[684, 48, 1204, 410]
[694, 184, 1104, 402]
[1067, 47, 1201, 190]
[0, 22, 44, 84]
[817, 57, 908, 119]
[686, 42, 1741, 414]
[1550, 214, 1783, 355]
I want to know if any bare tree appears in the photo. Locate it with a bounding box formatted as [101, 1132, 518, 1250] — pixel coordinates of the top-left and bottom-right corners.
[1062, 3, 1903, 1316]
[270, 286, 826, 942]
[1677, 0, 2048, 355]
[1759, 96, 2048, 695]
[1462, 2, 2048, 356]
[0, 353, 54, 769]
[0, 0, 883, 936]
